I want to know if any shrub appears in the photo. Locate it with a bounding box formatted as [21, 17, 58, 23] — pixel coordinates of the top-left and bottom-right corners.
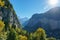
[0, 20, 5, 32]
[0, 0, 5, 7]
[33, 28, 46, 40]
[19, 35, 27, 40]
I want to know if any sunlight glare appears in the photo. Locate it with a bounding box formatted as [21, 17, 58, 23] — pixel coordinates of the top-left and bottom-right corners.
[49, 0, 58, 6]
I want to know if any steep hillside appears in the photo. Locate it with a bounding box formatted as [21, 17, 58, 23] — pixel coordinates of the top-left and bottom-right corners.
[24, 7, 60, 38]
[0, 0, 21, 31]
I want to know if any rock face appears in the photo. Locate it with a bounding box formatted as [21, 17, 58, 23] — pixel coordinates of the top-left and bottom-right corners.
[0, 0, 21, 30]
[24, 7, 60, 38]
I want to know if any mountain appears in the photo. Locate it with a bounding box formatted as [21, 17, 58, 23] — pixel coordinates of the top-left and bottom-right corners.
[0, 0, 21, 31]
[24, 7, 60, 38]
[20, 17, 28, 26]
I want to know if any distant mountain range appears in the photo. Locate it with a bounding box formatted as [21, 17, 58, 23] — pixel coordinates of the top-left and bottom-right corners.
[20, 17, 29, 27]
[24, 7, 60, 38]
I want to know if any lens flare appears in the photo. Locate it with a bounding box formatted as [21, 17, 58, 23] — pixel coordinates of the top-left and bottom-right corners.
[49, 0, 58, 6]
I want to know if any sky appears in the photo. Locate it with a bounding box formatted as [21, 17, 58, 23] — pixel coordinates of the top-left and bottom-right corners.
[9, 0, 60, 18]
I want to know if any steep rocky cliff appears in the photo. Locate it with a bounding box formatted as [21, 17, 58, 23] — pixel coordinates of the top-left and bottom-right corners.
[0, 0, 21, 31]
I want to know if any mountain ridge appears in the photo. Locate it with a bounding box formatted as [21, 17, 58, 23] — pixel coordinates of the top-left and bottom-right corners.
[24, 7, 60, 38]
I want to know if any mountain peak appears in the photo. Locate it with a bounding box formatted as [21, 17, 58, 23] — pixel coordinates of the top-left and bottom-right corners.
[24, 7, 60, 38]
[45, 7, 60, 15]
[52, 7, 60, 9]
[48, 7, 60, 12]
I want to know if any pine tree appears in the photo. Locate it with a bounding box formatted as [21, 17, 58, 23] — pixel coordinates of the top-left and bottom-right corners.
[7, 28, 18, 40]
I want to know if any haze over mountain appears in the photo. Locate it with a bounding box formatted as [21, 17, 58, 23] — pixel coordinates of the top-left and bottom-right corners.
[20, 17, 29, 26]
[24, 7, 60, 38]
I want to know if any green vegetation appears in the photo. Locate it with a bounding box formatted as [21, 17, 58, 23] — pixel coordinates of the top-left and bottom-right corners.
[0, 20, 5, 32]
[0, 20, 57, 40]
[0, 0, 5, 7]
[33, 28, 46, 40]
